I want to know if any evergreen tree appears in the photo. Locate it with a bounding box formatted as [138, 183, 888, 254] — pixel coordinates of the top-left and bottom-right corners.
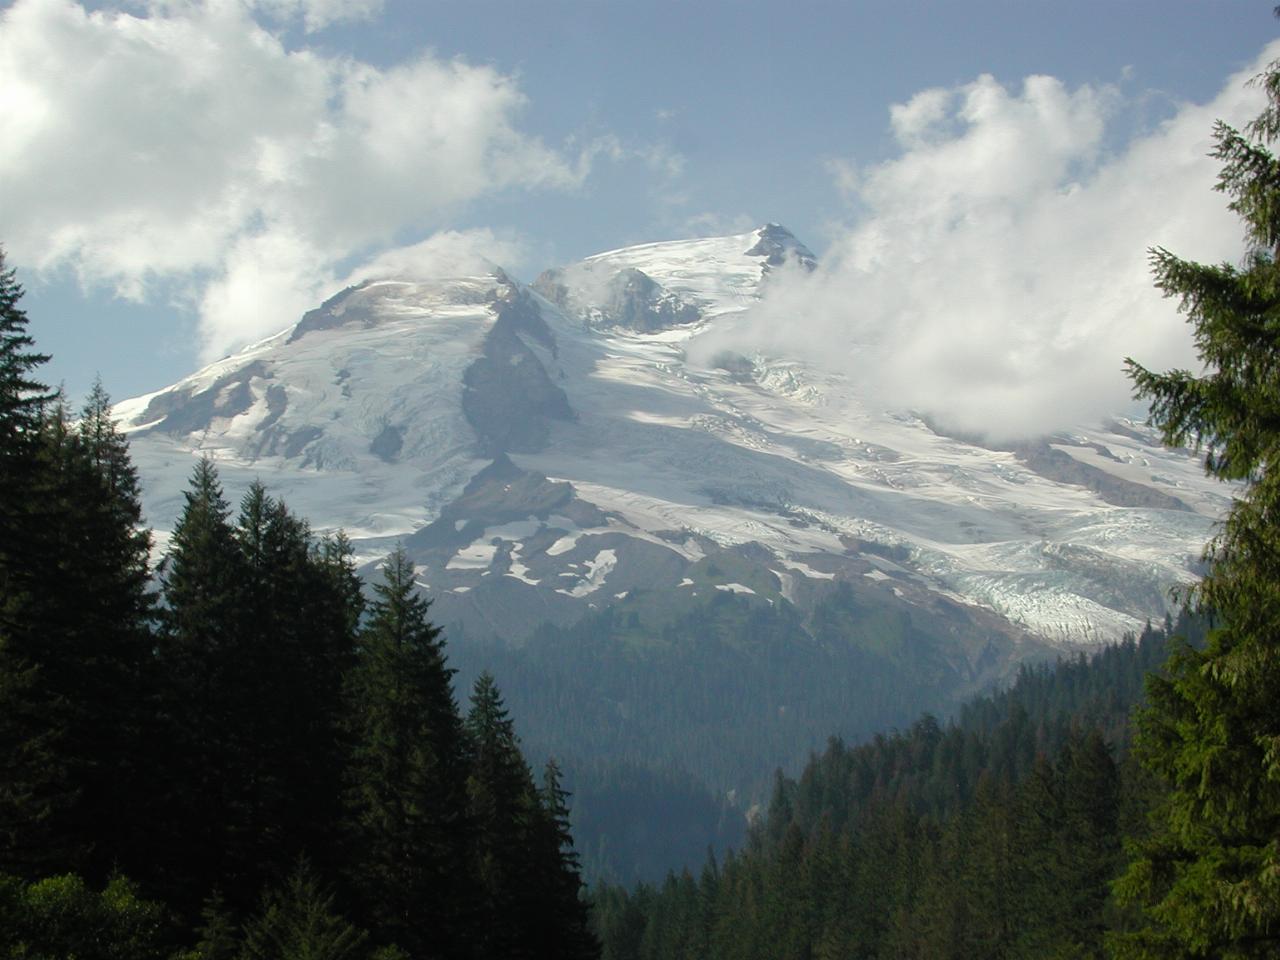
[154, 458, 255, 908]
[0, 253, 64, 878]
[527, 759, 600, 960]
[0, 248, 51, 548]
[234, 484, 358, 880]
[342, 546, 474, 958]
[239, 862, 370, 960]
[464, 671, 544, 959]
[0, 304, 154, 881]
[1112, 54, 1280, 958]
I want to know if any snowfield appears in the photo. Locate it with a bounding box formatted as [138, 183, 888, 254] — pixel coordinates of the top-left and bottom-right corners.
[117, 226, 1226, 645]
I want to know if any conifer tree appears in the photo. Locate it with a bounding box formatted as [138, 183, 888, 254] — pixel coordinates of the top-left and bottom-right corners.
[342, 546, 474, 958]
[0, 291, 154, 882]
[0, 252, 61, 878]
[154, 458, 255, 907]
[528, 759, 599, 960]
[464, 671, 544, 958]
[1112, 54, 1280, 959]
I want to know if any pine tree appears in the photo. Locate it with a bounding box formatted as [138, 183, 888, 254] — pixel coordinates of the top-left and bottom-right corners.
[342, 546, 474, 958]
[1112, 54, 1280, 959]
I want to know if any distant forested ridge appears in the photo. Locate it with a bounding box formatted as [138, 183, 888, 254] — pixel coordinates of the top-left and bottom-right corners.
[0, 249, 596, 957]
[589, 615, 1204, 960]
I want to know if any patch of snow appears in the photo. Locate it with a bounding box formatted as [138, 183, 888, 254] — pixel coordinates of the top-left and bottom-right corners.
[446, 541, 497, 571]
[715, 583, 756, 595]
[555, 549, 617, 598]
[546, 534, 580, 556]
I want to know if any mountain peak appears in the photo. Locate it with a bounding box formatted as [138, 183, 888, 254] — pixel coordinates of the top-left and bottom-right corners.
[746, 223, 816, 271]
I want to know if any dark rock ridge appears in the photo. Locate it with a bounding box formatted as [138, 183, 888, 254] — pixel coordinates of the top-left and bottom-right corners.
[134, 360, 271, 436]
[532, 266, 702, 333]
[746, 223, 817, 272]
[461, 279, 574, 456]
[286, 285, 364, 343]
[601, 268, 701, 332]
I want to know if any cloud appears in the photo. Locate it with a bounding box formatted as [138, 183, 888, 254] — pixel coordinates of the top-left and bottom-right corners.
[0, 0, 583, 360]
[712, 44, 1280, 440]
[247, 0, 383, 32]
[338, 229, 528, 285]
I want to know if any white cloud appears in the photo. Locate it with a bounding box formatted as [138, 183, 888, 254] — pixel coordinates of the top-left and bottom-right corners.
[247, 0, 383, 32]
[339, 229, 528, 285]
[0, 0, 583, 360]
[714, 43, 1280, 440]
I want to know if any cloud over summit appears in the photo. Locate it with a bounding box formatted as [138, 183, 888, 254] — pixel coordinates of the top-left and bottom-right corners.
[0, 0, 583, 358]
[722, 44, 1280, 440]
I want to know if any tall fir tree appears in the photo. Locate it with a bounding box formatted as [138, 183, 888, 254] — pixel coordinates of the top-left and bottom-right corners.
[154, 458, 256, 908]
[1112, 53, 1280, 959]
[342, 546, 475, 958]
[0, 273, 155, 882]
[464, 671, 544, 959]
[0, 250, 61, 877]
[528, 759, 600, 960]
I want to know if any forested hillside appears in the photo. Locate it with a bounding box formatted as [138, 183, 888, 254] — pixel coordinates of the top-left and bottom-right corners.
[588, 616, 1202, 959]
[0, 253, 596, 958]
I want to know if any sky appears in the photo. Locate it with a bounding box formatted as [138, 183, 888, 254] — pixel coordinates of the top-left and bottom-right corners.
[1, 0, 1276, 437]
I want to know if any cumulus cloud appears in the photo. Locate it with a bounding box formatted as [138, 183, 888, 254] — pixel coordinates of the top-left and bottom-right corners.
[0, 0, 582, 359]
[712, 43, 1280, 440]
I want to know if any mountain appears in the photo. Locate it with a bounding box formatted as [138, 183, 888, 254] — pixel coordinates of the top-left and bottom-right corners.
[114, 225, 1224, 875]
[118, 224, 1220, 645]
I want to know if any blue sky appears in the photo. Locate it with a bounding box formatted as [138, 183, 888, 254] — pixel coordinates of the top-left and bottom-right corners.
[2, 0, 1275, 421]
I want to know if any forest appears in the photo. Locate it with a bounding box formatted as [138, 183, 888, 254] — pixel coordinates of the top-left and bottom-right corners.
[0, 265, 596, 956]
[2, 42, 1280, 960]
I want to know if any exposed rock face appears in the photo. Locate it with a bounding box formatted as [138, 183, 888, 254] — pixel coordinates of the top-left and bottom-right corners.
[135, 360, 270, 435]
[602, 268, 701, 332]
[461, 280, 573, 455]
[745, 223, 817, 272]
[533, 266, 701, 333]
[286, 286, 365, 343]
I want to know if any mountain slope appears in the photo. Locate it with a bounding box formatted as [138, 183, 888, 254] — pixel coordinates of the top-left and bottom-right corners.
[117, 225, 1222, 646]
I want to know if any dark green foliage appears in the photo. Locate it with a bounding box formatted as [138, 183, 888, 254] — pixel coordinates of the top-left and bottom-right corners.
[0, 363, 155, 878]
[239, 862, 370, 960]
[0, 873, 169, 960]
[591, 624, 1168, 960]
[463, 675, 599, 959]
[1112, 55, 1280, 959]
[342, 546, 474, 957]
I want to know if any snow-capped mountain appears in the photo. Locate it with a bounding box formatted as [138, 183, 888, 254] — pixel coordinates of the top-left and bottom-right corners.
[116, 225, 1225, 651]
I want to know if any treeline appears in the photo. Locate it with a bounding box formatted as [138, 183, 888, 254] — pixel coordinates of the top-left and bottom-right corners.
[589, 618, 1197, 960]
[0, 254, 596, 957]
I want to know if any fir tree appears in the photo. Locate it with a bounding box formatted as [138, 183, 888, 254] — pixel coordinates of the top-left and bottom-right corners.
[464, 671, 543, 959]
[154, 458, 254, 908]
[1112, 54, 1280, 959]
[528, 759, 599, 960]
[342, 546, 474, 958]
